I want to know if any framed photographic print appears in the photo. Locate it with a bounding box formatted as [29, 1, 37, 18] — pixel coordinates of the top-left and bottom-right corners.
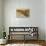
[16, 8, 30, 18]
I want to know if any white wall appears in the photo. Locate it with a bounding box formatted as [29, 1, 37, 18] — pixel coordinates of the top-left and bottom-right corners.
[0, 0, 2, 26]
[45, 0, 46, 40]
[3, 0, 45, 40]
[0, 0, 3, 38]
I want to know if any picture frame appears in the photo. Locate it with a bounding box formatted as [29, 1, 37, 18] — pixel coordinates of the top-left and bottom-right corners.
[16, 8, 30, 18]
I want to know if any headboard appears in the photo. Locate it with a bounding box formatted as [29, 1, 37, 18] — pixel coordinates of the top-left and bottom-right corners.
[9, 27, 38, 40]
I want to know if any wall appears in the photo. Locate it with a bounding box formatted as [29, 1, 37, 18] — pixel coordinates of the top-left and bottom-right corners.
[0, 0, 3, 38]
[45, 0, 46, 40]
[3, 0, 45, 40]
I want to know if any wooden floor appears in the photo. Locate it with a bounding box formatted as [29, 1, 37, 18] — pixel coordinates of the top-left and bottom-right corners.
[0, 44, 42, 46]
[0, 40, 46, 46]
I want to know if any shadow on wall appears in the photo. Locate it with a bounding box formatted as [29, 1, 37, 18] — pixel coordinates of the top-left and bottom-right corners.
[0, 31, 3, 39]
